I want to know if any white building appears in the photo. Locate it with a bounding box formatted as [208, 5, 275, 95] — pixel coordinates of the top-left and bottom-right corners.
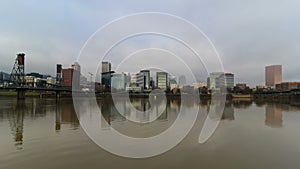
[208, 72, 234, 89]
[47, 77, 56, 85]
[192, 82, 207, 89]
[208, 72, 224, 89]
[130, 73, 137, 84]
[156, 72, 168, 90]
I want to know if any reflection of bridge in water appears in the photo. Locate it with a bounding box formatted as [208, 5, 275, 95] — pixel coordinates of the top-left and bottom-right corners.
[3, 97, 300, 149]
[2, 99, 79, 149]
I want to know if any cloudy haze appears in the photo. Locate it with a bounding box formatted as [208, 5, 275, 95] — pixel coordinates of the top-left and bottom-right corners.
[1, 0, 299, 87]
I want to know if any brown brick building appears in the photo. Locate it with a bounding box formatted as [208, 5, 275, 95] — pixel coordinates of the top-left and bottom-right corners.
[275, 82, 300, 91]
[62, 68, 80, 89]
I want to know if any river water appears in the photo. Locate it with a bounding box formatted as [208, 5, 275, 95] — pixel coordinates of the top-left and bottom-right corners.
[0, 97, 300, 169]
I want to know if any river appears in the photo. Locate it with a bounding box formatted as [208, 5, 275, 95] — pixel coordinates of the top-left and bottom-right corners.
[0, 97, 300, 169]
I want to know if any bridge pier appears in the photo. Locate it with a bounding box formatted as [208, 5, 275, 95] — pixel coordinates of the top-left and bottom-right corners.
[16, 89, 25, 100]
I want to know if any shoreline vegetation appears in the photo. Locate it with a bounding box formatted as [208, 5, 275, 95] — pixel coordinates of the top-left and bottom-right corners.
[0, 91, 300, 102]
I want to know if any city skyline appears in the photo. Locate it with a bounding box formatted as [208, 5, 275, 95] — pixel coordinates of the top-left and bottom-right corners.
[1, 58, 299, 89]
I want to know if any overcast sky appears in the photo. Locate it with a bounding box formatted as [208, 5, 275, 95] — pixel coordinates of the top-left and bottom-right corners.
[1, 0, 299, 87]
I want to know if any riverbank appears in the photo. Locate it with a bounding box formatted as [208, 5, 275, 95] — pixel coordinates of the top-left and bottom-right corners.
[0, 91, 207, 99]
[0, 91, 70, 98]
[0, 91, 41, 97]
[1, 91, 300, 101]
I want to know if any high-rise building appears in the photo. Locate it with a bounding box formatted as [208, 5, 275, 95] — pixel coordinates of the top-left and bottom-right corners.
[169, 76, 177, 90]
[219, 73, 234, 89]
[208, 72, 223, 89]
[208, 72, 234, 89]
[102, 61, 111, 73]
[224, 73, 234, 88]
[62, 68, 80, 89]
[156, 72, 168, 90]
[136, 72, 144, 88]
[100, 62, 113, 88]
[111, 73, 126, 91]
[61, 62, 81, 89]
[56, 64, 62, 85]
[0, 71, 10, 82]
[101, 72, 113, 88]
[265, 65, 282, 87]
[136, 70, 150, 89]
[71, 62, 81, 73]
[62, 68, 73, 86]
[130, 73, 137, 84]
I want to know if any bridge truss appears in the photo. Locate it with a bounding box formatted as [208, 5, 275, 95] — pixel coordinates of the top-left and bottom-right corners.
[10, 53, 25, 87]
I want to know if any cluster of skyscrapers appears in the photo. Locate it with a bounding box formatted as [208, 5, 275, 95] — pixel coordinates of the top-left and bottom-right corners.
[206, 64, 300, 93]
[53, 63, 300, 92]
[56, 62, 81, 89]
[100, 62, 170, 92]
[99, 61, 239, 93]
[2, 56, 300, 93]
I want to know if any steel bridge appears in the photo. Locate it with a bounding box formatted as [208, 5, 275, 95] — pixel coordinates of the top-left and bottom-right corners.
[0, 53, 72, 99]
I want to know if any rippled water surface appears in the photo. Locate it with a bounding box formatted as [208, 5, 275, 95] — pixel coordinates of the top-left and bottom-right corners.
[1, 97, 300, 169]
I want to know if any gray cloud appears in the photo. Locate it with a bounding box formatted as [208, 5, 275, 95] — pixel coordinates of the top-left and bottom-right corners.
[0, 0, 299, 87]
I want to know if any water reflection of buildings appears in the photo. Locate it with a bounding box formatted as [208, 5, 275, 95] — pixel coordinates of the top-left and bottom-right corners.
[100, 98, 176, 129]
[99, 97, 184, 138]
[99, 98, 186, 130]
[264, 103, 300, 128]
[205, 100, 235, 121]
[232, 99, 253, 109]
[259, 101, 300, 128]
[265, 104, 283, 128]
[222, 101, 234, 120]
[55, 101, 79, 131]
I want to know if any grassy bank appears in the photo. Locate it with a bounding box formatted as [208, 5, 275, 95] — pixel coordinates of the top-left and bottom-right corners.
[0, 91, 53, 97]
[0, 91, 17, 96]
